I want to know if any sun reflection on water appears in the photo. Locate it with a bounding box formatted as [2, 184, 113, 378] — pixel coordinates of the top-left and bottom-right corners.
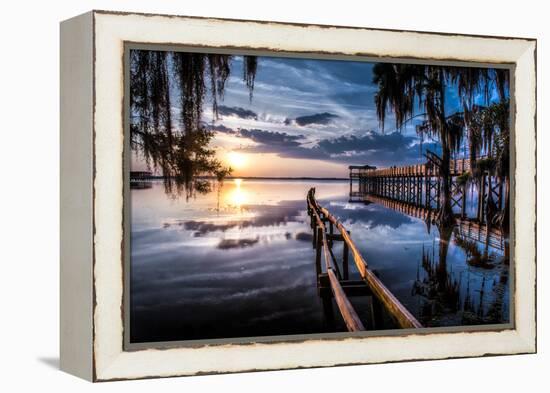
[226, 178, 249, 209]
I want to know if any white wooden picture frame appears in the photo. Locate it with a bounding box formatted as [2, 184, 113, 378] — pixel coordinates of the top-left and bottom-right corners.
[60, 10, 536, 381]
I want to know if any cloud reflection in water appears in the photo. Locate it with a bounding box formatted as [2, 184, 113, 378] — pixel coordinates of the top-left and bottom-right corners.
[130, 179, 509, 343]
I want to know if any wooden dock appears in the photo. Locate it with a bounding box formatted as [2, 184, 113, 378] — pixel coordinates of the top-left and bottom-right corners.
[349, 151, 507, 224]
[307, 188, 422, 331]
[130, 170, 153, 181]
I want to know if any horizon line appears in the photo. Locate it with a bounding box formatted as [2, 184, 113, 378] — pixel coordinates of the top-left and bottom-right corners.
[130, 173, 350, 181]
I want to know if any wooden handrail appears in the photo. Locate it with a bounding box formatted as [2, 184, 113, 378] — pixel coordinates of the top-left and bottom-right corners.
[327, 269, 365, 331]
[308, 188, 422, 329]
[307, 191, 365, 332]
[319, 206, 368, 270]
[354, 155, 484, 178]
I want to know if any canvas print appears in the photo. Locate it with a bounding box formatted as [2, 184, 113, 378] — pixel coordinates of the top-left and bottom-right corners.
[127, 48, 511, 344]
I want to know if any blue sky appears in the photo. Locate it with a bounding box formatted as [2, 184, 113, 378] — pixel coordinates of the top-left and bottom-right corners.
[134, 53, 506, 178]
[203, 55, 441, 177]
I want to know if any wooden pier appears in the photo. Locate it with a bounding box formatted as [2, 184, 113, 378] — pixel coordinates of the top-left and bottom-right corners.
[307, 188, 422, 331]
[130, 171, 153, 181]
[130, 171, 154, 189]
[349, 151, 507, 224]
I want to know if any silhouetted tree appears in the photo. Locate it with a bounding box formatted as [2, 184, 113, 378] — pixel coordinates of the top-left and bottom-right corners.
[130, 50, 257, 197]
[373, 63, 456, 224]
[373, 63, 510, 227]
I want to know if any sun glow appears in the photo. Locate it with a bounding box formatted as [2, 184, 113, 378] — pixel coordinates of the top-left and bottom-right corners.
[227, 151, 248, 170]
[226, 178, 249, 208]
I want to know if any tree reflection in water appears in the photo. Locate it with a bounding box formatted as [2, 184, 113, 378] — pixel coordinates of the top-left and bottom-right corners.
[412, 222, 508, 326]
[412, 224, 460, 324]
[129, 50, 257, 198]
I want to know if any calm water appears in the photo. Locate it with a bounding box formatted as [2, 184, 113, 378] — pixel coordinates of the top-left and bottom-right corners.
[130, 179, 509, 343]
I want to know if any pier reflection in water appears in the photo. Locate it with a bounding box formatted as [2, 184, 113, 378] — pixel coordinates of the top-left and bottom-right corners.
[130, 179, 509, 343]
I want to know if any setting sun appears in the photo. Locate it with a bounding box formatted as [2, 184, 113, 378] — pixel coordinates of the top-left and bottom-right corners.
[227, 151, 248, 169]
[226, 178, 249, 208]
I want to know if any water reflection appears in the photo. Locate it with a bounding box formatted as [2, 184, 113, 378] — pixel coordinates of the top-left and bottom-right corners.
[130, 179, 509, 343]
[225, 178, 249, 209]
[130, 180, 152, 190]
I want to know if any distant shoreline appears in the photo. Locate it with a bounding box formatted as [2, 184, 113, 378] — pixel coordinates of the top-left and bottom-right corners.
[131, 175, 349, 181]
[221, 176, 348, 181]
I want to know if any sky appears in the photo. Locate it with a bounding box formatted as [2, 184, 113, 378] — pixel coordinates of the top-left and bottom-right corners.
[133, 54, 502, 178]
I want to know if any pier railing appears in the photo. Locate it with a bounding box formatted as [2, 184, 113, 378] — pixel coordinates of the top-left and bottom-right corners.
[130, 170, 153, 181]
[353, 155, 479, 178]
[307, 188, 422, 331]
[349, 151, 506, 224]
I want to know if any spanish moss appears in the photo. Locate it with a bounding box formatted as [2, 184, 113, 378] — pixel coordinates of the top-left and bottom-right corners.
[129, 50, 257, 198]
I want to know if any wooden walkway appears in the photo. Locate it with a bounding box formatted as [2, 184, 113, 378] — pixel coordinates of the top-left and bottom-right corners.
[130, 170, 153, 181]
[354, 156, 473, 178]
[349, 151, 506, 223]
[307, 188, 422, 331]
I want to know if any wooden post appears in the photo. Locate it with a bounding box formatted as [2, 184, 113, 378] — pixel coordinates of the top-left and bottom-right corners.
[461, 182, 467, 218]
[315, 227, 322, 275]
[498, 177, 504, 210]
[479, 174, 486, 223]
[436, 177, 441, 210]
[476, 177, 482, 221]
[417, 176, 422, 206]
[371, 294, 384, 329]
[367, 296, 376, 329]
[308, 187, 423, 331]
[410, 175, 414, 204]
[343, 231, 350, 280]
[321, 292, 335, 329]
[312, 218, 317, 248]
[397, 176, 400, 200]
[424, 174, 429, 209]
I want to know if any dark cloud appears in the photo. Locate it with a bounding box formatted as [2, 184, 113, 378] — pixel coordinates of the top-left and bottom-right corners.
[235, 128, 434, 167]
[218, 237, 260, 250]
[218, 105, 258, 120]
[287, 112, 339, 126]
[211, 125, 306, 148]
[238, 129, 304, 147]
[209, 118, 438, 167]
[318, 131, 414, 154]
[239, 142, 326, 161]
[209, 123, 235, 133]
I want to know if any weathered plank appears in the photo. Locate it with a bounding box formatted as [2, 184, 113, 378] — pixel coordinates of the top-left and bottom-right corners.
[311, 193, 422, 330]
[307, 190, 366, 332]
[327, 269, 365, 332]
[318, 276, 373, 297]
[362, 269, 422, 329]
